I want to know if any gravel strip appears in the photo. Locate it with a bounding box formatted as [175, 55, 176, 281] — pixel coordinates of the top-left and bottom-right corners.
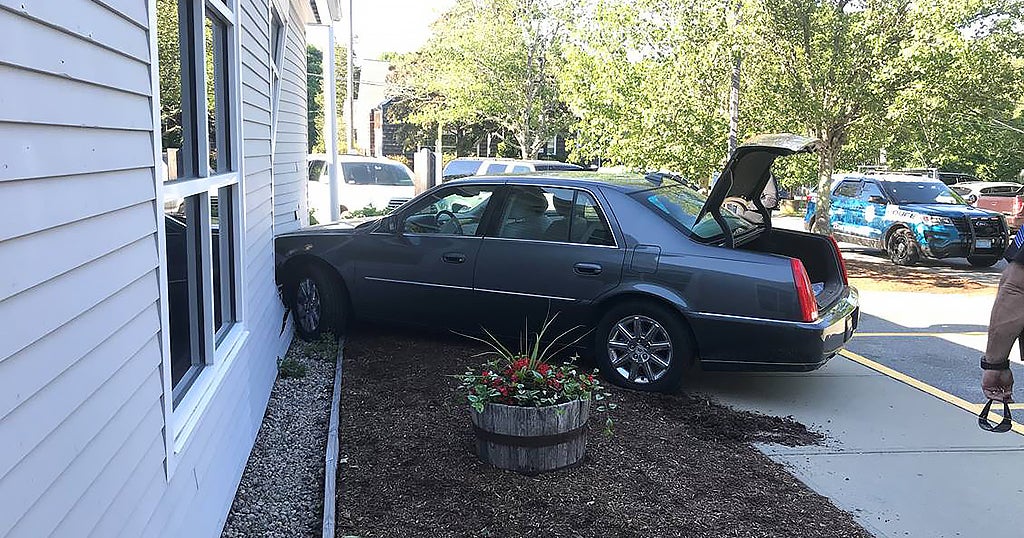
[222, 335, 338, 538]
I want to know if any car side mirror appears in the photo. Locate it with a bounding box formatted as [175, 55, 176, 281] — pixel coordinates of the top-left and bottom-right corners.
[867, 195, 886, 205]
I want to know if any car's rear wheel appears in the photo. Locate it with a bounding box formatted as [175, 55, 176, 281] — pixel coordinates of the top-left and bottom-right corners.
[290, 263, 347, 341]
[967, 255, 1000, 268]
[886, 227, 920, 266]
[595, 301, 692, 392]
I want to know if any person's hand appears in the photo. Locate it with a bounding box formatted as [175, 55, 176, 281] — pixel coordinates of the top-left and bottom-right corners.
[982, 368, 1014, 402]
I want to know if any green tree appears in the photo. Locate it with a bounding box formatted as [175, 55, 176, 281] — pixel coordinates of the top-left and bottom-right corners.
[389, 0, 572, 159]
[307, 45, 324, 152]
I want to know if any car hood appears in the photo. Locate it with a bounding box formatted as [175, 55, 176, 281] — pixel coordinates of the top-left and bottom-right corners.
[899, 203, 999, 219]
[278, 217, 381, 237]
[697, 133, 823, 222]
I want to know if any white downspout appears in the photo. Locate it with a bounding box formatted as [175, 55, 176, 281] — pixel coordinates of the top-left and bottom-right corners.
[326, 24, 341, 221]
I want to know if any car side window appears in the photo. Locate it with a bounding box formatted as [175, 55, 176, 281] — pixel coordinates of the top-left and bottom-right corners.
[495, 186, 615, 246]
[510, 165, 531, 173]
[484, 163, 507, 174]
[859, 182, 883, 203]
[401, 185, 496, 236]
[834, 181, 860, 199]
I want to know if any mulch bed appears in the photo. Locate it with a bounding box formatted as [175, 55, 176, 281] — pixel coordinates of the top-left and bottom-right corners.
[335, 327, 872, 538]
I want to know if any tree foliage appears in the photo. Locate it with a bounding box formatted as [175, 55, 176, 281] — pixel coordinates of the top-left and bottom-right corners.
[388, 0, 573, 158]
[307, 45, 324, 152]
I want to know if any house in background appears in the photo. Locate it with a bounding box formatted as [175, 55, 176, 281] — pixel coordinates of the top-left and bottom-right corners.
[0, 0, 339, 536]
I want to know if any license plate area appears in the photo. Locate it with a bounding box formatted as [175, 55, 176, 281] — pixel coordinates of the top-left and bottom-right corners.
[976, 239, 992, 249]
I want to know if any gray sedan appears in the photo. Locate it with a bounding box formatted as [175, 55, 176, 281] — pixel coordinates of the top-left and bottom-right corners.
[275, 134, 859, 392]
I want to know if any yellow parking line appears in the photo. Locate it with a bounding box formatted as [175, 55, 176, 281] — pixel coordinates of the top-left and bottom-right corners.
[838, 349, 1024, 435]
[855, 332, 987, 337]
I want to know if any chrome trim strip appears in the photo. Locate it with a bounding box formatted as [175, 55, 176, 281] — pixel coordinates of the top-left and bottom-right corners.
[363, 276, 577, 302]
[482, 236, 619, 249]
[474, 287, 576, 302]
[363, 276, 474, 292]
[688, 310, 812, 327]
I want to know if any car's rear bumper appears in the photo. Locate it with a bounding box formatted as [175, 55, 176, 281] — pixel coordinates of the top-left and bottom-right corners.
[688, 286, 859, 372]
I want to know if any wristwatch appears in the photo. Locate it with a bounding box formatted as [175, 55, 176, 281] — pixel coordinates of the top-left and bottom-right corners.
[981, 359, 1011, 370]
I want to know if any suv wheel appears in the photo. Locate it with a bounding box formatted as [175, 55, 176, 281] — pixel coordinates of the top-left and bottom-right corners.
[967, 255, 1000, 268]
[594, 301, 692, 392]
[887, 228, 920, 266]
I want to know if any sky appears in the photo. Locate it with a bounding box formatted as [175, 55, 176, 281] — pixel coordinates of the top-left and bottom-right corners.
[348, 0, 457, 60]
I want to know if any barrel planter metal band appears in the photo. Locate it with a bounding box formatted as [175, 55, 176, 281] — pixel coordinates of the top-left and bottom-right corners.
[470, 399, 590, 475]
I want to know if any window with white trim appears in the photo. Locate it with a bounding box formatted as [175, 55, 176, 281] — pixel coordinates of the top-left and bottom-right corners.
[157, 0, 241, 407]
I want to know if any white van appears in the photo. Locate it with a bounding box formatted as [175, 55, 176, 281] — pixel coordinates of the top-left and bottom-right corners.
[307, 154, 416, 221]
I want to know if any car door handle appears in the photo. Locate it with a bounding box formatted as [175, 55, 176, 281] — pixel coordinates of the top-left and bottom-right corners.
[442, 252, 467, 264]
[574, 262, 602, 275]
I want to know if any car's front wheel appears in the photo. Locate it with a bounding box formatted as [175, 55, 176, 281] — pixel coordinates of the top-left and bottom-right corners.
[967, 255, 1000, 268]
[594, 301, 693, 392]
[290, 264, 347, 341]
[887, 227, 920, 266]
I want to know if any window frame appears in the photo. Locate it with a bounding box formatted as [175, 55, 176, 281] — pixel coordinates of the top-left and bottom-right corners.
[396, 184, 501, 238]
[152, 0, 247, 479]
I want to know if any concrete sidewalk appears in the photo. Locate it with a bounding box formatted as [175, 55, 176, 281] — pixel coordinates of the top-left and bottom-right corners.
[689, 357, 1024, 538]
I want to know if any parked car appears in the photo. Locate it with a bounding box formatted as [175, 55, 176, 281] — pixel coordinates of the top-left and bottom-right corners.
[950, 181, 1023, 205]
[973, 184, 1024, 232]
[307, 154, 416, 219]
[276, 134, 859, 392]
[804, 174, 1008, 267]
[442, 157, 582, 181]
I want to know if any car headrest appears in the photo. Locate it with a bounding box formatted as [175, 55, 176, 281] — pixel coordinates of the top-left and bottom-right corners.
[508, 189, 548, 217]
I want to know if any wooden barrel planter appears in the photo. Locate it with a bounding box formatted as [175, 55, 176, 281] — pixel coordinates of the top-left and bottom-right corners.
[470, 399, 590, 475]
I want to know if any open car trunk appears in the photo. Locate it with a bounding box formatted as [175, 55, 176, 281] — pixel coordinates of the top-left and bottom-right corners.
[739, 228, 846, 309]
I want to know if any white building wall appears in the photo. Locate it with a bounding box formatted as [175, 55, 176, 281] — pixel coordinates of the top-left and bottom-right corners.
[272, 1, 310, 233]
[0, 0, 312, 536]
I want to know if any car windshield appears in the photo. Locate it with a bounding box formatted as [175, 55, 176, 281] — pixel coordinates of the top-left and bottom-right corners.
[632, 184, 758, 240]
[881, 180, 964, 205]
[341, 162, 414, 186]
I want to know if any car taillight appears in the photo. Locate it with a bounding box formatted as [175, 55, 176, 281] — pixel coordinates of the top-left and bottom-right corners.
[1014, 196, 1024, 216]
[826, 235, 849, 286]
[791, 258, 819, 322]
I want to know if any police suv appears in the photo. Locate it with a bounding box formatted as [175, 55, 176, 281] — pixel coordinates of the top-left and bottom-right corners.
[805, 173, 1008, 267]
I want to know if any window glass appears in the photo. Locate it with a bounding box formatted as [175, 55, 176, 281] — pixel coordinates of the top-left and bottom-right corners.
[205, 13, 230, 173]
[495, 186, 569, 241]
[165, 196, 204, 399]
[572, 191, 615, 246]
[881, 180, 962, 205]
[341, 162, 414, 186]
[443, 159, 482, 178]
[484, 163, 507, 174]
[510, 165, 531, 173]
[859, 182, 883, 202]
[402, 185, 495, 236]
[834, 181, 860, 198]
[212, 186, 236, 337]
[158, 0, 196, 180]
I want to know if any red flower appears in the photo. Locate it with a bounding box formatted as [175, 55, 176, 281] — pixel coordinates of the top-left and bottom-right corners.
[587, 375, 595, 383]
[538, 363, 551, 376]
[481, 370, 492, 379]
[555, 372, 564, 380]
[498, 386, 509, 396]
[548, 379, 562, 390]
[511, 373, 519, 382]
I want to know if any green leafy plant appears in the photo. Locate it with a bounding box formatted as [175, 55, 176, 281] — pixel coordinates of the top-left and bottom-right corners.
[308, 208, 320, 225]
[346, 204, 391, 218]
[454, 316, 616, 432]
[278, 356, 307, 379]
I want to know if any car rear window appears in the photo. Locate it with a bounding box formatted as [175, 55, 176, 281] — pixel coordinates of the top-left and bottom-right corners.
[341, 162, 414, 186]
[443, 159, 483, 177]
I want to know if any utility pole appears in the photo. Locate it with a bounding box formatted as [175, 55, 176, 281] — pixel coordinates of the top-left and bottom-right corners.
[345, 0, 355, 153]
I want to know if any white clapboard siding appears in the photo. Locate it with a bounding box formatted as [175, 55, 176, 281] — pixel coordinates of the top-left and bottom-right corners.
[0, 0, 309, 535]
[271, 3, 309, 234]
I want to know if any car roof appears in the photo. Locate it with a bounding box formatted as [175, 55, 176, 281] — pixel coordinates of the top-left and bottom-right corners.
[307, 154, 406, 165]
[444, 171, 673, 193]
[839, 173, 947, 184]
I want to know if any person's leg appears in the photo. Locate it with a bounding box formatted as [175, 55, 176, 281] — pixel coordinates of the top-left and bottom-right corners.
[985, 262, 1024, 364]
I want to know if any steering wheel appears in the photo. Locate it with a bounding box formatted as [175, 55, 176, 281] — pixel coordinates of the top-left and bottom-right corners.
[722, 196, 753, 215]
[435, 210, 464, 235]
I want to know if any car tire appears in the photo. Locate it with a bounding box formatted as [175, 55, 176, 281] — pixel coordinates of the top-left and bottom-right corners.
[886, 227, 920, 266]
[290, 263, 347, 341]
[594, 300, 693, 393]
[967, 255, 1000, 268]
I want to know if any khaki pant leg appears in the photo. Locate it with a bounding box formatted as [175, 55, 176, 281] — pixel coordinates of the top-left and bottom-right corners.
[985, 262, 1024, 363]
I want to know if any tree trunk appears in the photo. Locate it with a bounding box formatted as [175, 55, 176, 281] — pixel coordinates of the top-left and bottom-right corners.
[814, 143, 839, 231]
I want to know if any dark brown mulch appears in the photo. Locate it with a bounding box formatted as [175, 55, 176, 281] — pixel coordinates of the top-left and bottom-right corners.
[336, 327, 871, 538]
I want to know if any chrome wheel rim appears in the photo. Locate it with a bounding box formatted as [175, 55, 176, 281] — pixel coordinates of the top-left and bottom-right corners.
[296, 277, 321, 333]
[607, 315, 672, 384]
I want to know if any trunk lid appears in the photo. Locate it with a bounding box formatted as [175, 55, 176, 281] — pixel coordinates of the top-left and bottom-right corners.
[696, 134, 823, 224]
